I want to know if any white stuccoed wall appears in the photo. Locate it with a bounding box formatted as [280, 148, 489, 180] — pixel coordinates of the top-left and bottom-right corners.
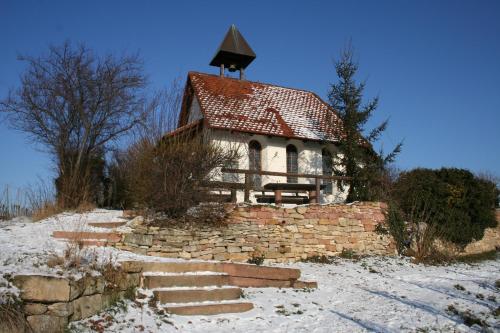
[187, 97, 203, 123]
[207, 129, 348, 203]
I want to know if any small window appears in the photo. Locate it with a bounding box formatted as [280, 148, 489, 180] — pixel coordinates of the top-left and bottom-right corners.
[248, 140, 262, 187]
[286, 144, 298, 183]
[322, 148, 333, 194]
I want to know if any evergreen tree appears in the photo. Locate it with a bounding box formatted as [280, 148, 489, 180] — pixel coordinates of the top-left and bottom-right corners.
[328, 44, 402, 202]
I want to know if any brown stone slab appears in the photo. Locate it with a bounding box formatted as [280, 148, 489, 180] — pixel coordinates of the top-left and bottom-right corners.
[292, 280, 318, 289]
[221, 263, 301, 280]
[76, 240, 109, 247]
[165, 302, 254, 315]
[87, 221, 127, 228]
[154, 287, 242, 303]
[144, 274, 229, 288]
[52, 231, 121, 243]
[227, 276, 293, 288]
[140, 261, 223, 273]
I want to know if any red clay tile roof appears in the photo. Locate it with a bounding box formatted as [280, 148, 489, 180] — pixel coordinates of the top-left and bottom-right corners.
[187, 72, 344, 142]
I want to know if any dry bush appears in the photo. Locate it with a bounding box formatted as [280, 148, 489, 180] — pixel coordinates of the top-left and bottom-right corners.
[0, 185, 31, 220]
[384, 194, 453, 264]
[98, 254, 128, 289]
[31, 202, 62, 222]
[116, 135, 239, 217]
[47, 220, 99, 271]
[407, 223, 452, 264]
[0, 297, 29, 333]
[148, 202, 233, 228]
[75, 201, 97, 214]
[109, 82, 240, 220]
[404, 196, 452, 264]
[47, 241, 95, 270]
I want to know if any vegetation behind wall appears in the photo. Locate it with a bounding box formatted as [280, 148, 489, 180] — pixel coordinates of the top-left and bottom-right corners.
[392, 168, 498, 247]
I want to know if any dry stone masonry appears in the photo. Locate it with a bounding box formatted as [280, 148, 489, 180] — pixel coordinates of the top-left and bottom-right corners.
[12, 271, 139, 333]
[116, 202, 396, 262]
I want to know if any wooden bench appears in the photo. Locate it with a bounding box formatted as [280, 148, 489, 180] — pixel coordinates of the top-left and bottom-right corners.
[263, 183, 327, 206]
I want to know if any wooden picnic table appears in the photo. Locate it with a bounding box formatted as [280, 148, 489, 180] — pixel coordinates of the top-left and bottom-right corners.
[263, 182, 327, 206]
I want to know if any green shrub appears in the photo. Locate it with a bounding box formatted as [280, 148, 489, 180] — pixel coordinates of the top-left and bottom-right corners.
[384, 202, 408, 254]
[393, 168, 497, 247]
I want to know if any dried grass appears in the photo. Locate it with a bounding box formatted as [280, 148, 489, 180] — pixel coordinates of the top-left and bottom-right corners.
[31, 202, 63, 222]
[0, 292, 30, 333]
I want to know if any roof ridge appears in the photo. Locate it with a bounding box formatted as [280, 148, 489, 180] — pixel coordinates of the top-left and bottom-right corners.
[188, 71, 322, 96]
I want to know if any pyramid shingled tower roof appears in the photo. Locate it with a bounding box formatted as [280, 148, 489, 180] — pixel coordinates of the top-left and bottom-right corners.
[209, 25, 256, 71]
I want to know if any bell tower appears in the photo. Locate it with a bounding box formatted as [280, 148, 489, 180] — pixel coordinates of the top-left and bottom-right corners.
[209, 25, 256, 80]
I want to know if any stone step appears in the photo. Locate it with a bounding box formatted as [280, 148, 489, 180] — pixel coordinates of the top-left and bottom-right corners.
[69, 239, 110, 247]
[133, 261, 223, 274]
[220, 262, 301, 280]
[87, 221, 127, 228]
[52, 231, 122, 243]
[122, 261, 300, 280]
[227, 276, 318, 288]
[164, 301, 254, 316]
[144, 274, 230, 288]
[154, 287, 242, 304]
[228, 276, 293, 288]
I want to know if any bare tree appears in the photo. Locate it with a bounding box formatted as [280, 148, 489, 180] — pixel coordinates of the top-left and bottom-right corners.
[0, 42, 149, 208]
[108, 80, 241, 218]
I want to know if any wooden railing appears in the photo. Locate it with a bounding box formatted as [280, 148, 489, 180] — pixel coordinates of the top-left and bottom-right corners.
[215, 168, 350, 203]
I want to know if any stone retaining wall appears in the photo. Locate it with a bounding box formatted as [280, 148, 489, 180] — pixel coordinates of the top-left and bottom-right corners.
[115, 202, 396, 262]
[12, 271, 140, 333]
[460, 209, 500, 255]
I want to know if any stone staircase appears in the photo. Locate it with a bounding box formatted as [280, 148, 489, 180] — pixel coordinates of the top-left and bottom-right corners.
[50, 214, 318, 316]
[121, 261, 317, 316]
[51, 217, 127, 246]
[52, 230, 122, 247]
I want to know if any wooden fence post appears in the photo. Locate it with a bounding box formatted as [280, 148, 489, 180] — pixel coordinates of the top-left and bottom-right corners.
[244, 174, 250, 202]
[315, 178, 321, 204]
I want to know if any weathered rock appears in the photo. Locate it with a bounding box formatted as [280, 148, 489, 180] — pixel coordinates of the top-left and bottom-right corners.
[117, 273, 140, 291]
[47, 302, 73, 317]
[13, 275, 71, 302]
[26, 315, 67, 333]
[71, 294, 102, 321]
[83, 276, 105, 296]
[24, 303, 47, 315]
[123, 233, 153, 246]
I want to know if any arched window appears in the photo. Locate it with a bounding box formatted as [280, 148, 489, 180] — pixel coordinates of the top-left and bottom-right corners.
[286, 144, 298, 183]
[322, 148, 333, 194]
[248, 140, 262, 187]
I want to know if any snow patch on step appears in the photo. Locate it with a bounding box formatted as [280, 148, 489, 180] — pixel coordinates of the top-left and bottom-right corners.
[152, 286, 238, 291]
[142, 271, 228, 276]
[162, 299, 249, 307]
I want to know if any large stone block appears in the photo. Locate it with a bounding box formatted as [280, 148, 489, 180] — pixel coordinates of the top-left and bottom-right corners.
[13, 275, 71, 302]
[47, 302, 73, 317]
[123, 233, 153, 246]
[26, 315, 67, 333]
[24, 303, 47, 315]
[71, 294, 102, 321]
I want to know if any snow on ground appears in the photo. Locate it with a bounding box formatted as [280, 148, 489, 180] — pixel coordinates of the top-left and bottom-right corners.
[1, 210, 499, 332]
[0, 209, 186, 301]
[69, 257, 500, 333]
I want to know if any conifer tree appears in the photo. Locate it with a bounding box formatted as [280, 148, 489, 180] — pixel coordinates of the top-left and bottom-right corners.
[328, 44, 402, 202]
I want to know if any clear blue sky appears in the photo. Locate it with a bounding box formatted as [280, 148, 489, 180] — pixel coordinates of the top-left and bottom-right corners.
[1, 0, 499, 189]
